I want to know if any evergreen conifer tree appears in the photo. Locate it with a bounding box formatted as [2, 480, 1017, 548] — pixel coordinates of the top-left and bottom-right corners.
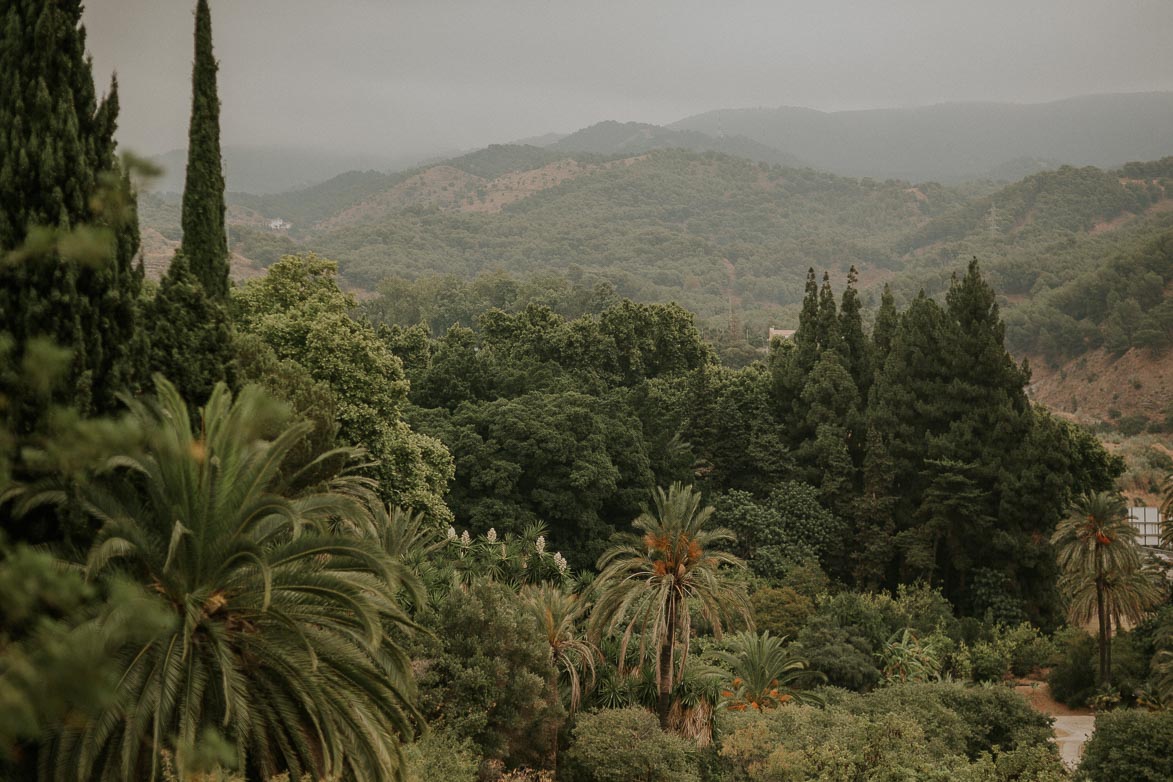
[180, 0, 230, 299]
[148, 0, 235, 404]
[815, 271, 841, 354]
[790, 268, 821, 367]
[0, 0, 144, 416]
[871, 284, 898, 371]
[149, 253, 234, 405]
[851, 426, 897, 590]
[838, 266, 873, 401]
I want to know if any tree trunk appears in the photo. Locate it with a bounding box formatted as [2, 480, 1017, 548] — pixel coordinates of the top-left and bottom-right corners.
[1096, 548, 1108, 684]
[658, 595, 676, 728]
[1106, 610, 1113, 685]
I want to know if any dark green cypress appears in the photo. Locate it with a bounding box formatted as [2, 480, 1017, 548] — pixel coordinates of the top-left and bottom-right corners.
[148, 0, 234, 405]
[0, 0, 144, 417]
[791, 267, 821, 373]
[148, 252, 234, 407]
[180, 0, 230, 299]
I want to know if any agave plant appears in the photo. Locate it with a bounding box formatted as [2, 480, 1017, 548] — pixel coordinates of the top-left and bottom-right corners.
[41, 378, 422, 782]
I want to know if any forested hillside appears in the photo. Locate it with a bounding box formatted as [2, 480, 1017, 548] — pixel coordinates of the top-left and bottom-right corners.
[138, 146, 1173, 379]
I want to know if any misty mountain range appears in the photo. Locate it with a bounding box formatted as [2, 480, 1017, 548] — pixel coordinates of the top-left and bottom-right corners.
[148, 92, 1173, 195]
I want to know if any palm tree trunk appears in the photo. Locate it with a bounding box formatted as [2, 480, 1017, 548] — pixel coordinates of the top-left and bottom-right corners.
[1096, 548, 1108, 684]
[658, 594, 677, 728]
[1106, 609, 1113, 686]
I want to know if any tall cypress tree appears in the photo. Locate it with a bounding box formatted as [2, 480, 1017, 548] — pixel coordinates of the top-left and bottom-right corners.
[180, 0, 230, 299]
[149, 0, 234, 403]
[0, 0, 144, 417]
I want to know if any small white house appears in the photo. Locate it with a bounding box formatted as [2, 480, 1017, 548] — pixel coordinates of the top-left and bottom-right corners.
[268, 218, 291, 231]
[768, 328, 797, 342]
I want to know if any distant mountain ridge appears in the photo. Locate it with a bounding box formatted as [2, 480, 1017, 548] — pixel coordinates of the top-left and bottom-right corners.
[545, 120, 806, 167]
[146, 146, 455, 195]
[671, 92, 1173, 182]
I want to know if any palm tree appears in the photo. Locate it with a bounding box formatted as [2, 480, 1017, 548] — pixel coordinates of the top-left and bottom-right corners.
[43, 378, 422, 782]
[1061, 559, 1165, 678]
[714, 631, 823, 710]
[588, 482, 750, 727]
[1051, 491, 1143, 684]
[521, 583, 599, 716]
[520, 583, 599, 767]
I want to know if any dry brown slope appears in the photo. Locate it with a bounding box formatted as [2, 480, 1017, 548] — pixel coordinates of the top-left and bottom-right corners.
[1026, 346, 1173, 426]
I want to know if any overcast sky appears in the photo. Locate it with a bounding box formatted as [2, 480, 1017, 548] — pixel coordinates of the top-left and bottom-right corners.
[83, 0, 1173, 159]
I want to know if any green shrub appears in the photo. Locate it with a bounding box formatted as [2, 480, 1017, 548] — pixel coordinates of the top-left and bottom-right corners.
[720, 705, 970, 780]
[413, 580, 559, 767]
[563, 708, 700, 782]
[794, 614, 882, 691]
[970, 640, 1012, 683]
[1077, 709, 1173, 781]
[1117, 414, 1149, 436]
[1047, 629, 1097, 707]
[856, 682, 1053, 760]
[750, 585, 814, 641]
[1001, 622, 1057, 677]
[891, 582, 961, 639]
[402, 730, 480, 782]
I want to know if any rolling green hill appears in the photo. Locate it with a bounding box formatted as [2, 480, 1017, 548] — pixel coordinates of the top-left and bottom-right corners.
[138, 142, 1172, 375]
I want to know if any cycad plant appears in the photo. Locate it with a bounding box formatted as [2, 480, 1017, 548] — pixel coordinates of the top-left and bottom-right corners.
[589, 482, 750, 727]
[715, 631, 823, 710]
[1051, 491, 1145, 685]
[42, 378, 421, 782]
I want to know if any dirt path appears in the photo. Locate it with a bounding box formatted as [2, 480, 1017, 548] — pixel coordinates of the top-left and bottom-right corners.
[1013, 681, 1095, 769]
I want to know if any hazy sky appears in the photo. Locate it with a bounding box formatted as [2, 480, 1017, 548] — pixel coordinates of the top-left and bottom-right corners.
[84, 0, 1173, 158]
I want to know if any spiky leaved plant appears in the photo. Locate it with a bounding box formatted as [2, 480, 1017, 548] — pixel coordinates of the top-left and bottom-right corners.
[42, 378, 421, 782]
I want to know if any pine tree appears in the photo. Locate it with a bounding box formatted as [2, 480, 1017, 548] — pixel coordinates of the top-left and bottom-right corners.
[871, 284, 898, 371]
[0, 0, 144, 417]
[838, 266, 873, 401]
[180, 0, 230, 299]
[815, 271, 841, 354]
[851, 426, 897, 590]
[791, 268, 821, 374]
